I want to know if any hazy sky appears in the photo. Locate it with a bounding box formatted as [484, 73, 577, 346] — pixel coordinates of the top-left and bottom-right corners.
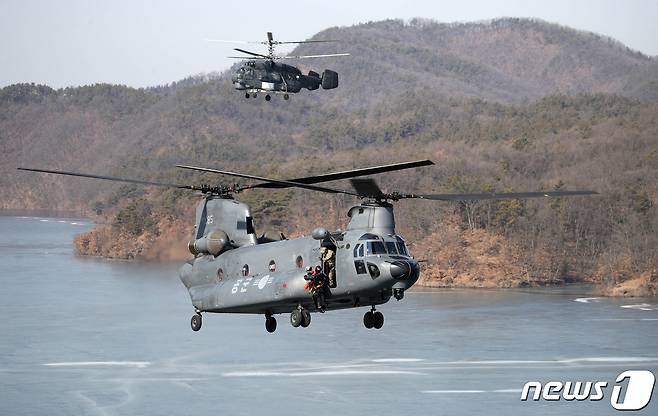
[1, 0, 657, 88]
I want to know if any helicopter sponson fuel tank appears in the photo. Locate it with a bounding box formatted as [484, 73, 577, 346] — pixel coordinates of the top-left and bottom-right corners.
[17, 160, 597, 334]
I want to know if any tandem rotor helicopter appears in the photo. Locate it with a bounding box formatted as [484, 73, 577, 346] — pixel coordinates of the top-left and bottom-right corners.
[18, 161, 595, 333]
[207, 32, 349, 101]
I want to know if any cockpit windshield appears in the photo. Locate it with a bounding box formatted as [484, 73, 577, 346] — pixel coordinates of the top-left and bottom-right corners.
[385, 241, 398, 254]
[396, 242, 408, 256]
[366, 241, 386, 255]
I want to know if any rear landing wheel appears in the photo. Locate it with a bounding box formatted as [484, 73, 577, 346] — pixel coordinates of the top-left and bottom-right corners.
[283, 94, 289, 100]
[290, 309, 302, 327]
[363, 311, 374, 329]
[301, 309, 311, 327]
[191, 313, 202, 331]
[265, 316, 277, 333]
[265, 94, 271, 101]
[373, 311, 384, 329]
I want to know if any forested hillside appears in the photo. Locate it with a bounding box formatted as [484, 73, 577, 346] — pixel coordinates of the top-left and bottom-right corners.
[1, 18, 656, 295]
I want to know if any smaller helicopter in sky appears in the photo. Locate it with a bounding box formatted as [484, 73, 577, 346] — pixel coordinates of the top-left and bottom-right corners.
[208, 32, 349, 101]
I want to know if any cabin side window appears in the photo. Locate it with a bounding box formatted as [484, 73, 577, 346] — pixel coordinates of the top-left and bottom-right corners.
[269, 260, 276, 272]
[242, 264, 250, 276]
[295, 255, 304, 268]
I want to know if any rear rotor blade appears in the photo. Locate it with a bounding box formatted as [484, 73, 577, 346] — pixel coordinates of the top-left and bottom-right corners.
[245, 160, 434, 190]
[402, 190, 598, 201]
[176, 165, 358, 196]
[17, 167, 201, 191]
[350, 178, 385, 198]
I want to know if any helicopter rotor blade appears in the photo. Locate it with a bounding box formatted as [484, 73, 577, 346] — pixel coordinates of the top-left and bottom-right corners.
[233, 48, 270, 59]
[204, 39, 262, 44]
[275, 39, 341, 44]
[350, 178, 385, 198]
[276, 53, 350, 59]
[245, 160, 434, 190]
[17, 167, 203, 191]
[175, 165, 359, 196]
[399, 190, 598, 201]
[227, 56, 271, 60]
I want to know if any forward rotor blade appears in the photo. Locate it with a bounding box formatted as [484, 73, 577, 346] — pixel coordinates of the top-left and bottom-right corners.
[246, 160, 434, 190]
[175, 165, 358, 196]
[277, 53, 350, 59]
[403, 190, 598, 201]
[233, 48, 270, 59]
[17, 167, 200, 191]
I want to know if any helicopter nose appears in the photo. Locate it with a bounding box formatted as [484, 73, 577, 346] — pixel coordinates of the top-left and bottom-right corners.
[389, 261, 410, 279]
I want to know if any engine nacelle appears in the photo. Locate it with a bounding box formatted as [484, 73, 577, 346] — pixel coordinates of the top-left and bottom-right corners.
[188, 230, 230, 256]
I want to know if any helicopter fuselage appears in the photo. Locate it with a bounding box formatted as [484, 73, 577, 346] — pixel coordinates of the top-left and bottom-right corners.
[179, 202, 420, 316]
[231, 60, 338, 96]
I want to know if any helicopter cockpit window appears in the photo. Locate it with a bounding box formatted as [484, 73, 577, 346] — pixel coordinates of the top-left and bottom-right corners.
[358, 244, 364, 257]
[385, 242, 398, 255]
[366, 241, 386, 255]
[396, 242, 409, 256]
[242, 264, 250, 276]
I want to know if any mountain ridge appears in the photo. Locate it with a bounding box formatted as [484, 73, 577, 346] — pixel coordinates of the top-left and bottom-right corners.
[1, 18, 656, 295]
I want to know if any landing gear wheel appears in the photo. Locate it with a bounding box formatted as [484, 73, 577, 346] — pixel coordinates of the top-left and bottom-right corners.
[301, 309, 311, 327]
[245, 92, 250, 99]
[283, 94, 289, 100]
[363, 311, 374, 329]
[191, 313, 202, 331]
[265, 316, 277, 333]
[290, 309, 303, 327]
[373, 311, 384, 329]
[265, 94, 271, 101]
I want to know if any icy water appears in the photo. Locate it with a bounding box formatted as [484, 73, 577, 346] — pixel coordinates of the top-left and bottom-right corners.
[1, 215, 657, 416]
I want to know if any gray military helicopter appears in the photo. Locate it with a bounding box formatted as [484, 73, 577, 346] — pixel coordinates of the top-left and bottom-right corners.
[18, 161, 596, 333]
[208, 32, 349, 101]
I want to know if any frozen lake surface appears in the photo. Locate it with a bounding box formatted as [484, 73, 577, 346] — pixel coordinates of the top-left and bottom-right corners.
[1, 216, 656, 415]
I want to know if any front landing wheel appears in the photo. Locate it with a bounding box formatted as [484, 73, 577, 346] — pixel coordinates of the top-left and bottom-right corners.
[290, 309, 303, 327]
[191, 313, 202, 331]
[301, 309, 311, 327]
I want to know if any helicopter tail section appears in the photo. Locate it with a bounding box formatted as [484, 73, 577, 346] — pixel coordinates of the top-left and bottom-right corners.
[321, 70, 338, 89]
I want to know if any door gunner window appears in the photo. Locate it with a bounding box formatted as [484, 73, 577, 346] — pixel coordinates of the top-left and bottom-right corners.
[367, 241, 386, 255]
